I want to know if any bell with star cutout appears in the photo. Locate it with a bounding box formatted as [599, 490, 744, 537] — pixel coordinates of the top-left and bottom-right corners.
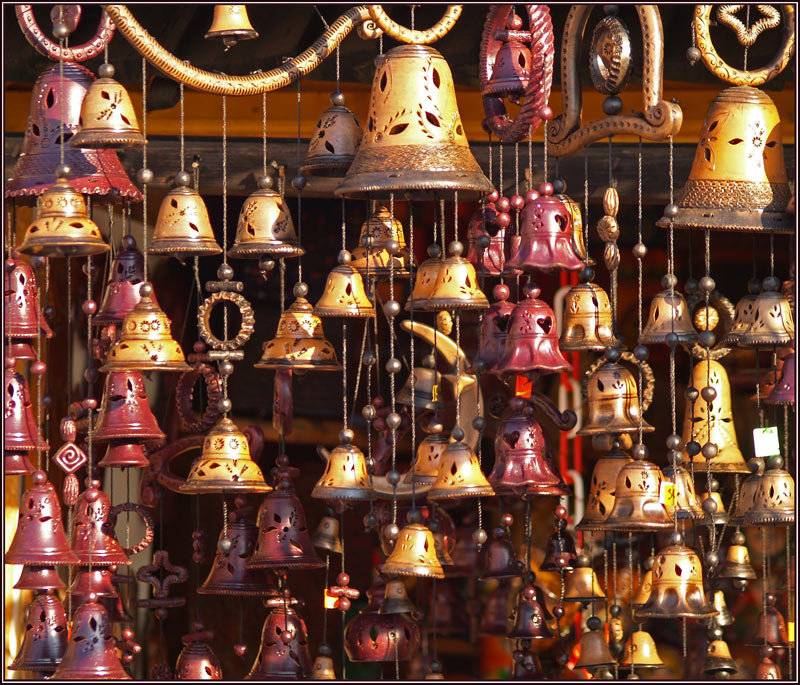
[245, 594, 312, 680]
[350, 204, 412, 279]
[599, 459, 673, 533]
[228, 184, 304, 259]
[382, 523, 444, 579]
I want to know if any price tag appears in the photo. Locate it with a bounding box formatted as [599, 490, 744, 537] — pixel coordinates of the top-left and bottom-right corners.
[515, 375, 532, 398]
[660, 482, 676, 507]
[431, 384, 439, 402]
[752, 426, 781, 458]
[789, 621, 795, 644]
[324, 590, 337, 609]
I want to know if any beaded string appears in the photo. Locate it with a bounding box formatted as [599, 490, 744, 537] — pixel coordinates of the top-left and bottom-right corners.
[295, 77, 303, 284]
[408, 197, 417, 511]
[142, 58, 149, 282]
[584, 149, 590, 267]
[636, 139, 645, 447]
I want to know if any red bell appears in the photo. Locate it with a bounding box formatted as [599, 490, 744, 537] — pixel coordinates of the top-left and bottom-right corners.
[511, 648, 546, 680]
[4, 363, 48, 451]
[483, 37, 532, 99]
[508, 582, 553, 639]
[94, 235, 146, 326]
[746, 593, 791, 647]
[9, 592, 68, 674]
[539, 528, 577, 571]
[175, 624, 223, 680]
[70, 482, 131, 566]
[5, 450, 35, 475]
[466, 202, 519, 276]
[5, 470, 78, 566]
[765, 352, 795, 405]
[479, 526, 524, 580]
[475, 283, 516, 372]
[246, 595, 312, 679]
[68, 567, 121, 613]
[4, 252, 52, 360]
[14, 564, 65, 591]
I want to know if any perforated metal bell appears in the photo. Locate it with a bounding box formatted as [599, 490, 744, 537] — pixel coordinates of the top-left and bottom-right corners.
[314, 263, 375, 317]
[228, 187, 304, 259]
[312, 441, 375, 501]
[382, 523, 444, 579]
[578, 362, 653, 436]
[560, 281, 615, 351]
[9, 592, 68, 674]
[351, 204, 411, 278]
[302, 95, 362, 177]
[150, 182, 223, 259]
[640, 289, 699, 346]
[427, 440, 494, 501]
[619, 630, 664, 669]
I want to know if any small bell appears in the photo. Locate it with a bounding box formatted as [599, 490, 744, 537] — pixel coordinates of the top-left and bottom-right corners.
[302, 92, 362, 177]
[578, 361, 654, 436]
[700, 490, 729, 526]
[432, 527, 455, 569]
[507, 583, 553, 639]
[350, 204, 411, 278]
[540, 528, 577, 572]
[314, 261, 375, 318]
[70, 61, 143, 148]
[396, 361, 442, 411]
[574, 618, 616, 670]
[312, 438, 375, 501]
[312, 516, 343, 555]
[422, 241, 489, 311]
[68, 567, 131, 624]
[560, 280, 615, 351]
[311, 655, 336, 680]
[405, 247, 442, 310]
[744, 456, 795, 526]
[245, 596, 312, 680]
[181, 417, 271, 494]
[205, 5, 258, 47]
[709, 590, 735, 626]
[479, 526, 524, 580]
[71, 482, 130, 566]
[14, 565, 65, 591]
[619, 629, 664, 669]
[4, 451, 35, 475]
[150, 181, 223, 259]
[577, 442, 633, 530]
[175, 624, 223, 680]
[558, 193, 591, 263]
[379, 579, 420, 616]
[228, 186, 304, 259]
[730, 459, 764, 525]
[4, 363, 49, 452]
[747, 593, 791, 647]
[721, 290, 759, 347]
[483, 32, 531, 98]
[466, 202, 517, 277]
[9, 592, 68, 674]
[755, 654, 782, 679]
[411, 427, 449, 484]
[4, 254, 53, 359]
[511, 648, 546, 680]
[662, 463, 704, 520]
[427, 439, 494, 501]
[382, 523, 445, 579]
[475, 284, 515, 371]
[703, 639, 737, 676]
[495, 283, 571, 375]
[95, 235, 145, 326]
[640, 289, 699, 345]
[563, 565, 606, 603]
[479, 581, 512, 636]
[738, 286, 795, 347]
[765, 352, 795, 404]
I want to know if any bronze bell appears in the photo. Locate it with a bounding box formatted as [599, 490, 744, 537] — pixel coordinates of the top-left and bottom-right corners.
[379, 579, 420, 616]
[9, 592, 68, 674]
[765, 351, 795, 404]
[52, 595, 130, 680]
[755, 655, 782, 679]
[703, 639, 737, 676]
[336, 44, 492, 197]
[540, 528, 577, 572]
[747, 593, 791, 647]
[95, 236, 145, 326]
[150, 181, 223, 259]
[71, 482, 131, 566]
[229, 186, 304, 259]
[475, 283, 515, 371]
[574, 622, 616, 670]
[563, 565, 606, 603]
[68, 567, 129, 623]
[312, 515, 343, 555]
[577, 443, 633, 530]
[14, 565, 65, 591]
[710, 590, 734, 626]
[508, 583, 553, 639]
[312, 439, 375, 501]
[560, 280, 615, 351]
[495, 283, 571, 375]
[721, 289, 759, 347]
[314, 261, 375, 317]
[382, 523, 444, 579]
[744, 457, 795, 526]
[351, 204, 412, 278]
[411, 427, 449, 484]
[205, 5, 258, 47]
[422, 242, 489, 311]
[700, 490, 729, 526]
[4, 363, 49, 452]
[662, 463, 704, 520]
[245, 596, 312, 680]
[303, 93, 362, 178]
[479, 526, 524, 580]
[4, 253, 53, 359]
[405, 247, 442, 310]
[483, 33, 531, 99]
[597, 460, 672, 531]
[175, 625, 223, 680]
[311, 655, 336, 680]
[396, 362, 442, 411]
[579, 361, 654, 436]
[738, 286, 795, 347]
[635, 543, 716, 620]
[619, 629, 664, 669]
[479, 581, 512, 636]
[427, 439, 494, 501]
[640, 289, 699, 345]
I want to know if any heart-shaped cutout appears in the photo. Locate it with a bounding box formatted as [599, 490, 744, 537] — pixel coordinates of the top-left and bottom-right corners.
[536, 317, 552, 334]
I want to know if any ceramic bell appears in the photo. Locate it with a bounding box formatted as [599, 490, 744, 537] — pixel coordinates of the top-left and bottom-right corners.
[9, 592, 68, 674]
[405, 246, 442, 310]
[540, 526, 577, 571]
[738, 286, 795, 347]
[150, 180, 223, 259]
[314, 260, 375, 318]
[71, 481, 130, 566]
[4, 451, 35, 476]
[640, 289, 699, 345]
[730, 459, 764, 525]
[302, 92, 362, 177]
[68, 567, 128, 622]
[427, 439, 494, 500]
[755, 655, 782, 679]
[483, 27, 531, 98]
[4, 254, 53, 359]
[560, 280, 615, 351]
[577, 442, 633, 530]
[466, 201, 516, 276]
[574, 620, 616, 670]
[662, 463, 704, 520]
[765, 352, 795, 404]
[205, 4, 258, 46]
[710, 590, 734, 626]
[312, 438, 375, 501]
[422, 241, 489, 311]
[350, 204, 412, 278]
[95, 235, 145, 326]
[411, 428, 449, 484]
[578, 361, 654, 436]
[479, 526, 524, 580]
[475, 283, 515, 371]
[563, 565, 606, 603]
[245, 597, 312, 680]
[507, 583, 553, 639]
[4, 363, 49, 452]
[722, 289, 760, 347]
[311, 654, 336, 680]
[379, 579, 421, 616]
[746, 593, 791, 647]
[311, 515, 343, 555]
[175, 624, 223, 680]
[14, 565, 65, 591]
[228, 186, 304, 258]
[619, 630, 664, 669]
[744, 456, 795, 526]
[382, 523, 444, 579]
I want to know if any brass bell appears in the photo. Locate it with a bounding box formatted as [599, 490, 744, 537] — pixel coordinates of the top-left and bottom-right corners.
[312, 516, 343, 555]
[379, 579, 420, 616]
[744, 456, 795, 526]
[475, 283, 515, 370]
[558, 193, 592, 264]
[336, 44, 492, 197]
[633, 569, 653, 607]
[382, 523, 444, 579]
[577, 442, 633, 530]
[479, 526, 524, 580]
[422, 242, 489, 311]
[71, 63, 144, 148]
[635, 543, 716, 620]
[755, 655, 781, 679]
[730, 459, 763, 525]
[578, 361, 653, 436]
[311, 655, 336, 680]
[150, 181, 223, 259]
[640, 289, 699, 345]
[427, 439, 494, 501]
[94, 235, 145, 326]
[101, 287, 190, 372]
[563, 565, 606, 603]
[8, 592, 68, 674]
[228, 186, 304, 259]
[507, 583, 553, 639]
[254, 297, 340, 371]
[710, 590, 734, 626]
[738, 286, 794, 347]
[314, 260, 375, 317]
[721, 288, 759, 347]
[746, 593, 791, 647]
[703, 639, 737, 676]
[302, 93, 362, 178]
[619, 630, 664, 669]
[405, 247, 442, 310]
[351, 205, 411, 278]
[658, 86, 792, 233]
[680, 359, 749, 474]
[601, 459, 673, 531]
[700, 490, 728, 526]
[396, 360, 442, 411]
[312, 439, 375, 501]
[560, 280, 616, 351]
[205, 5, 258, 47]
[411, 427, 449, 485]
[18, 177, 109, 257]
[574, 619, 616, 670]
[662, 463, 704, 520]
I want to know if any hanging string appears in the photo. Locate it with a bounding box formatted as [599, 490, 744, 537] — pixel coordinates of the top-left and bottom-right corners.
[43, 258, 51, 471]
[542, 121, 548, 183]
[142, 58, 149, 282]
[262, 92, 268, 178]
[527, 125, 533, 191]
[636, 139, 644, 445]
[408, 197, 417, 511]
[340, 510, 347, 680]
[388, 192, 398, 523]
[86, 252, 95, 590]
[583, 149, 589, 266]
[296, 77, 303, 283]
[179, 80, 185, 172]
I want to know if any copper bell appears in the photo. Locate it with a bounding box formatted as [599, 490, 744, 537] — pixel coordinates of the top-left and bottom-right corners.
[101, 287, 190, 372]
[619, 630, 664, 669]
[175, 624, 223, 680]
[483, 31, 531, 99]
[466, 202, 517, 277]
[205, 5, 258, 46]
[540, 528, 577, 571]
[52, 595, 130, 680]
[506, 189, 584, 272]
[382, 523, 445, 579]
[744, 456, 795, 526]
[738, 285, 795, 347]
[314, 259, 375, 317]
[479, 581, 512, 636]
[181, 417, 270, 494]
[71, 482, 130, 566]
[14, 565, 65, 591]
[427, 439, 494, 501]
[560, 280, 615, 351]
[311, 655, 336, 680]
[4, 253, 53, 360]
[411, 427, 449, 484]
[229, 186, 304, 258]
[246, 596, 312, 680]
[756, 655, 782, 679]
[574, 620, 616, 670]
[563, 565, 606, 603]
[662, 463, 704, 520]
[730, 459, 764, 525]
[4, 363, 49, 452]
[351, 204, 411, 278]
[6, 63, 139, 199]
[657, 86, 792, 233]
[635, 543, 716, 620]
[379, 579, 421, 616]
[19, 176, 109, 257]
[68, 567, 127, 622]
[577, 443, 633, 530]
[747, 593, 791, 647]
[5, 470, 78, 566]
[405, 246, 442, 310]
[640, 289, 699, 345]
[336, 44, 492, 197]
[475, 283, 515, 371]
[303, 92, 362, 177]
[495, 283, 571, 375]
[765, 351, 795, 404]
[479, 526, 524, 580]
[312, 515, 343, 555]
[150, 179, 223, 259]
[703, 639, 737, 676]
[312, 438, 375, 501]
[508, 582, 553, 639]
[579, 361, 653, 436]
[9, 592, 68, 674]
[422, 241, 489, 311]
[396, 362, 442, 411]
[95, 235, 145, 326]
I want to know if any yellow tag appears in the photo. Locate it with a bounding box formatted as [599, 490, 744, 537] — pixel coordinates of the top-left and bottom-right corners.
[660, 482, 676, 507]
[515, 375, 532, 398]
[324, 590, 337, 609]
[789, 621, 795, 644]
[753, 427, 781, 458]
[431, 384, 439, 402]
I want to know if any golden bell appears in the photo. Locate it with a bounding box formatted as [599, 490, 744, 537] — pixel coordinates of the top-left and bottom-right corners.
[351, 205, 412, 278]
[738, 288, 795, 347]
[744, 458, 795, 526]
[302, 94, 362, 178]
[228, 186, 304, 259]
[721, 290, 759, 347]
[101, 287, 190, 372]
[730, 460, 763, 525]
[411, 429, 449, 484]
[680, 359, 748, 473]
[150, 182, 223, 259]
[704, 640, 737, 676]
[180, 417, 272, 494]
[18, 177, 109, 257]
[717, 543, 756, 583]
[574, 623, 616, 670]
[700, 490, 728, 525]
[405, 250, 442, 310]
[71, 64, 144, 148]
[314, 261, 375, 317]
[254, 297, 340, 371]
[336, 44, 492, 198]
[662, 463, 704, 520]
[620, 630, 664, 669]
[558, 193, 591, 264]
[578, 361, 654, 436]
[427, 440, 494, 501]
[204, 5, 258, 46]
[577, 443, 633, 530]
[312, 516, 343, 555]
[710, 590, 734, 626]
[563, 566, 606, 603]
[312, 440, 375, 501]
[560, 281, 615, 351]
[635, 544, 716, 620]
[382, 523, 444, 579]
[633, 570, 653, 607]
[311, 655, 336, 680]
[640, 289, 699, 345]
[421, 243, 489, 311]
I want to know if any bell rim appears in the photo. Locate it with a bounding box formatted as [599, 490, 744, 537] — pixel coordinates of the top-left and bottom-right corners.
[743, 511, 795, 526]
[656, 209, 794, 234]
[380, 564, 445, 580]
[227, 243, 305, 259]
[4, 551, 79, 566]
[197, 585, 279, 597]
[70, 130, 147, 149]
[148, 241, 223, 257]
[416, 298, 490, 312]
[254, 358, 341, 371]
[204, 28, 258, 40]
[18, 239, 110, 258]
[634, 603, 717, 620]
[179, 479, 273, 495]
[336, 170, 494, 200]
[245, 557, 324, 570]
[427, 485, 495, 501]
[313, 306, 376, 318]
[310, 485, 377, 501]
[577, 423, 655, 436]
[100, 359, 191, 372]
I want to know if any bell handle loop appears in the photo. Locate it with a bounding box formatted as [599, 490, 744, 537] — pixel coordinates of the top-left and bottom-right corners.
[108, 502, 155, 556]
[16, 5, 116, 63]
[142, 433, 206, 505]
[366, 5, 462, 45]
[694, 4, 796, 86]
[582, 350, 655, 414]
[529, 391, 578, 431]
[686, 290, 736, 361]
[176, 362, 223, 433]
[241, 424, 266, 464]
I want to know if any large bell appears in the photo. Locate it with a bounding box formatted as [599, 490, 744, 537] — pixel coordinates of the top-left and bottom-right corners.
[703, 639, 737, 676]
[150, 181, 223, 259]
[765, 351, 795, 404]
[475, 284, 515, 371]
[4, 254, 53, 360]
[422, 242, 489, 311]
[577, 442, 633, 530]
[205, 5, 258, 45]
[680, 359, 748, 473]
[507, 582, 553, 639]
[4, 363, 48, 452]
[634, 543, 716, 620]
[9, 592, 68, 674]
[95, 235, 145, 326]
[560, 280, 615, 351]
[405, 247, 442, 310]
[657, 86, 792, 233]
[479, 526, 524, 580]
[314, 262, 375, 317]
[738, 286, 794, 347]
[302, 93, 362, 177]
[744, 456, 795, 526]
[483, 34, 531, 99]
[181, 417, 271, 494]
[640, 289, 699, 345]
[351, 204, 411, 278]
[574, 620, 616, 670]
[246, 596, 311, 680]
[721, 289, 759, 347]
[311, 515, 343, 555]
[71, 481, 130, 566]
[427, 439, 494, 500]
[312, 439, 375, 501]
[18, 177, 109, 257]
[746, 593, 790, 647]
[382, 523, 444, 579]
[396, 362, 442, 411]
[336, 44, 492, 197]
[228, 186, 304, 259]
[619, 629, 664, 669]
[563, 565, 606, 603]
[662, 463, 704, 520]
[175, 625, 223, 680]
[578, 361, 654, 436]
[5, 63, 139, 199]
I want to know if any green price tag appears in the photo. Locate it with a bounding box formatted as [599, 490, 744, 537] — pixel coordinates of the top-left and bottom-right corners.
[752, 426, 781, 458]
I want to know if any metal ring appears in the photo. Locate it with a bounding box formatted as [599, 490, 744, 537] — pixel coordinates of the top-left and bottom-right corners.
[687, 290, 736, 360]
[108, 502, 155, 556]
[16, 5, 116, 63]
[196, 291, 255, 351]
[367, 5, 461, 45]
[175, 362, 223, 433]
[582, 350, 655, 414]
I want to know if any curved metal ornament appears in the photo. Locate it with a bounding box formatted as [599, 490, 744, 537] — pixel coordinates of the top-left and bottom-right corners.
[588, 15, 632, 95]
[16, 5, 116, 62]
[366, 5, 462, 45]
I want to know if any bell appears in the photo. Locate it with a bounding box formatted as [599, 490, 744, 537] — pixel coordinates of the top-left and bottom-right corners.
[4, 254, 53, 357]
[379, 579, 420, 616]
[101, 288, 190, 372]
[382, 523, 444, 579]
[432, 528, 455, 569]
[579, 361, 654, 436]
[311, 655, 336, 680]
[396, 363, 442, 411]
[205, 5, 258, 46]
[427, 440, 494, 500]
[634, 543, 716, 620]
[633, 569, 653, 607]
[312, 439, 375, 501]
[560, 280, 615, 351]
[700, 490, 728, 525]
[311, 515, 343, 555]
[479, 529, 524, 581]
[181, 417, 271, 494]
[574, 624, 616, 670]
[730, 459, 764, 525]
[702, 639, 737, 675]
[721, 290, 759, 347]
[246, 597, 312, 680]
[681, 359, 748, 473]
[52, 596, 130, 679]
[495, 283, 571, 375]
[150, 181, 223, 259]
[336, 44, 492, 197]
[97, 442, 150, 469]
[422, 242, 489, 311]
[351, 204, 411, 278]
[540, 528, 578, 571]
[738, 287, 795, 347]
[640, 289, 699, 345]
[710, 590, 735, 626]
[68, 567, 130, 623]
[558, 193, 591, 263]
[405, 248, 442, 310]
[511, 649, 546, 680]
[475, 283, 515, 371]
[94, 236, 145, 326]
[506, 190, 584, 272]
[483, 36, 531, 99]
[619, 630, 664, 669]
[71, 481, 130, 566]
[175, 625, 223, 680]
[756, 655, 782, 679]
[5, 470, 78, 566]
[18, 177, 109, 257]
[9, 592, 68, 674]
[466, 202, 517, 277]
[228, 186, 304, 259]
[411, 429, 449, 484]
[508, 583, 553, 639]
[563, 566, 606, 603]
[94, 370, 165, 441]
[657, 86, 792, 233]
[302, 94, 362, 178]
[662, 463, 704, 520]
[4, 451, 35, 475]
[14, 565, 65, 591]
[597, 459, 673, 531]
[765, 352, 795, 404]
[577, 443, 633, 530]
[4, 364, 48, 452]
[747, 593, 790, 647]
[314, 263, 375, 317]
[71, 63, 143, 147]
[744, 457, 795, 526]
[479, 581, 512, 636]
